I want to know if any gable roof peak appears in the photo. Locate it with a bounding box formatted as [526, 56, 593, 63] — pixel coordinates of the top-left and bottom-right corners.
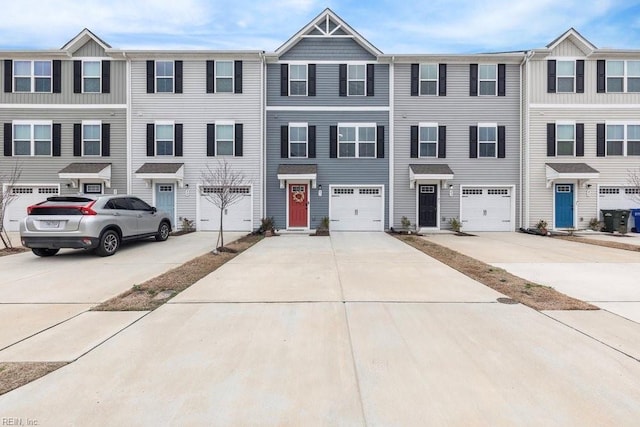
[546, 27, 596, 52]
[61, 28, 111, 53]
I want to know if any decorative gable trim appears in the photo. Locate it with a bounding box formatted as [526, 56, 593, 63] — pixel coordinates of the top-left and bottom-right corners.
[545, 28, 596, 56]
[61, 28, 111, 54]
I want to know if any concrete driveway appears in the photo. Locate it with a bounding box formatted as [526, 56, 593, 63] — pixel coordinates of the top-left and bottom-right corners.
[1, 232, 639, 425]
[0, 231, 243, 353]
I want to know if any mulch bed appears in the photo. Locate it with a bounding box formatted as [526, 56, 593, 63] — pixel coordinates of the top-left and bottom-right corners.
[553, 235, 640, 252]
[0, 247, 29, 257]
[0, 362, 67, 396]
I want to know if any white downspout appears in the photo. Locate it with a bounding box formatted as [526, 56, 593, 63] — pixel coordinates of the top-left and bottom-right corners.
[124, 51, 132, 195]
[523, 50, 534, 227]
[389, 56, 395, 230]
[260, 52, 266, 222]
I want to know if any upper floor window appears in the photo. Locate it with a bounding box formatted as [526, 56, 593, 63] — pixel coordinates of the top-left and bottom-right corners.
[419, 124, 437, 157]
[479, 65, 497, 96]
[606, 61, 640, 93]
[155, 61, 174, 93]
[420, 64, 438, 95]
[155, 123, 174, 155]
[215, 61, 233, 93]
[348, 64, 365, 96]
[338, 123, 376, 158]
[289, 123, 308, 158]
[13, 121, 52, 156]
[216, 124, 234, 156]
[556, 123, 575, 155]
[83, 122, 101, 156]
[557, 61, 575, 93]
[14, 60, 51, 92]
[82, 61, 101, 93]
[289, 64, 308, 96]
[606, 124, 640, 156]
[478, 124, 497, 157]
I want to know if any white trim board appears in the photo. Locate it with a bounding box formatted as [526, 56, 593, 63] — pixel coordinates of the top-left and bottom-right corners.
[266, 106, 390, 112]
[0, 104, 127, 109]
[530, 104, 640, 109]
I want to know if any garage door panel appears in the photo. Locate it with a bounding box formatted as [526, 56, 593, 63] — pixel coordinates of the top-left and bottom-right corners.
[461, 187, 512, 232]
[199, 187, 252, 232]
[330, 186, 383, 231]
[3, 186, 59, 232]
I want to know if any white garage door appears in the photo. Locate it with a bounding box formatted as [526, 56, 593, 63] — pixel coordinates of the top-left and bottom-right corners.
[599, 187, 640, 227]
[330, 186, 383, 231]
[2, 185, 59, 232]
[199, 186, 252, 231]
[460, 187, 513, 232]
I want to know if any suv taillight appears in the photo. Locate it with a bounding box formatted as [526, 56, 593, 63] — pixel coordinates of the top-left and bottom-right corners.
[80, 201, 97, 215]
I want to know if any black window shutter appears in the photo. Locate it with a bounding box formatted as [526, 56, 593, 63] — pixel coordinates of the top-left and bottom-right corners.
[4, 123, 12, 156]
[73, 123, 82, 156]
[234, 60, 243, 94]
[52, 124, 61, 156]
[498, 64, 506, 96]
[73, 61, 82, 93]
[102, 61, 110, 93]
[597, 60, 606, 93]
[410, 63, 419, 96]
[596, 123, 606, 156]
[498, 125, 506, 158]
[367, 64, 375, 96]
[174, 61, 183, 94]
[147, 123, 155, 156]
[330, 125, 338, 158]
[576, 60, 584, 93]
[576, 123, 584, 156]
[547, 123, 556, 156]
[234, 123, 243, 157]
[547, 60, 556, 93]
[280, 125, 288, 158]
[469, 126, 478, 158]
[410, 125, 418, 158]
[438, 126, 446, 158]
[146, 61, 154, 93]
[206, 61, 214, 93]
[439, 64, 447, 96]
[101, 123, 110, 157]
[339, 64, 347, 97]
[52, 60, 61, 93]
[376, 125, 384, 158]
[4, 60, 12, 93]
[469, 64, 478, 96]
[206, 124, 215, 156]
[174, 124, 183, 156]
[308, 64, 316, 97]
[280, 64, 288, 96]
[308, 126, 316, 158]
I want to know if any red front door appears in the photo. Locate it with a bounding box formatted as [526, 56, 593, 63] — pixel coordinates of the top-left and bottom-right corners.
[289, 184, 308, 228]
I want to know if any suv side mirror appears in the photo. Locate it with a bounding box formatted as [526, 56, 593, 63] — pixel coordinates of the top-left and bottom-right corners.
[150, 207, 157, 213]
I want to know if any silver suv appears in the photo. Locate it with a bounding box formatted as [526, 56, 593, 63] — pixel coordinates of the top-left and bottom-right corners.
[20, 195, 172, 257]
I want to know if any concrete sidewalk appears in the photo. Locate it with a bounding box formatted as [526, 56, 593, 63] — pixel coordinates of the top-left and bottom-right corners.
[1, 233, 639, 425]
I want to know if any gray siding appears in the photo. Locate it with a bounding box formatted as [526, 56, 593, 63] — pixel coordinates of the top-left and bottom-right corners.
[0, 108, 127, 195]
[267, 63, 389, 107]
[0, 59, 126, 104]
[281, 38, 376, 61]
[73, 40, 107, 57]
[266, 111, 389, 230]
[130, 58, 263, 230]
[393, 63, 521, 229]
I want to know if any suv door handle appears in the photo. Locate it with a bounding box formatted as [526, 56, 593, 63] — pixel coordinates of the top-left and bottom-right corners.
[137, 214, 143, 218]
[112, 212, 120, 216]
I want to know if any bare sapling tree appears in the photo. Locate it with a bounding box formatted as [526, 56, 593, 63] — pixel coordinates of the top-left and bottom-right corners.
[628, 168, 640, 204]
[0, 161, 23, 249]
[200, 160, 251, 252]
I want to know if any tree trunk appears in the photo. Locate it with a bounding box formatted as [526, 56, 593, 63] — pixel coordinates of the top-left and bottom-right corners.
[218, 206, 224, 249]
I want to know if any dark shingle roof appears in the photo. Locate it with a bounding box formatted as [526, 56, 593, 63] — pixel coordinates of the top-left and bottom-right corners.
[409, 164, 454, 175]
[546, 163, 599, 174]
[59, 163, 111, 174]
[277, 164, 318, 175]
[135, 163, 184, 174]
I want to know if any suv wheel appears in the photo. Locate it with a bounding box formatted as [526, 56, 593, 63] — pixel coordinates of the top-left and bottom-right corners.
[32, 248, 60, 257]
[155, 221, 170, 241]
[96, 230, 120, 257]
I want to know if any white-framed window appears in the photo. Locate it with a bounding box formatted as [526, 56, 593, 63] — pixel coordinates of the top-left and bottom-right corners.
[348, 64, 365, 96]
[556, 123, 575, 156]
[606, 123, 640, 156]
[338, 123, 376, 158]
[155, 61, 174, 93]
[479, 64, 497, 96]
[215, 61, 233, 93]
[419, 123, 437, 157]
[14, 60, 51, 93]
[289, 64, 308, 96]
[557, 61, 575, 93]
[155, 122, 174, 156]
[216, 122, 234, 156]
[13, 121, 52, 156]
[420, 64, 437, 95]
[83, 183, 103, 194]
[607, 60, 640, 93]
[82, 121, 101, 156]
[82, 61, 101, 93]
[289, 123, 308, 158]
[478, 123, 497, 158]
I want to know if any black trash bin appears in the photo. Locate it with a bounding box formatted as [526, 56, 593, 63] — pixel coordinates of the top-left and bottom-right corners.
[601, 209, 630, 233]
[601, 209, 615, 232]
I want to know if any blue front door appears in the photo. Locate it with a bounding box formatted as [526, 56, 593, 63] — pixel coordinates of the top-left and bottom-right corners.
[155, 183, 175, 226]
[555, 184, 574, 228]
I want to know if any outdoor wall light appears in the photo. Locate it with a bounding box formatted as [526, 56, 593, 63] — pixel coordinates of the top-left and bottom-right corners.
[449, 184, 454, 197]
[318, 184, 323, 197]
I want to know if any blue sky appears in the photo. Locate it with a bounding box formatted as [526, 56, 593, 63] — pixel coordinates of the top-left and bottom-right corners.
[1, 0, 640, 53]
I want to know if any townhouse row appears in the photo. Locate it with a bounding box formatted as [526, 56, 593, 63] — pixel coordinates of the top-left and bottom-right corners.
[2, 9, 639, 234]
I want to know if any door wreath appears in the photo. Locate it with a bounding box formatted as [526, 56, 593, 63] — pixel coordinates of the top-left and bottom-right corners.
[292, 191, 305, 203]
